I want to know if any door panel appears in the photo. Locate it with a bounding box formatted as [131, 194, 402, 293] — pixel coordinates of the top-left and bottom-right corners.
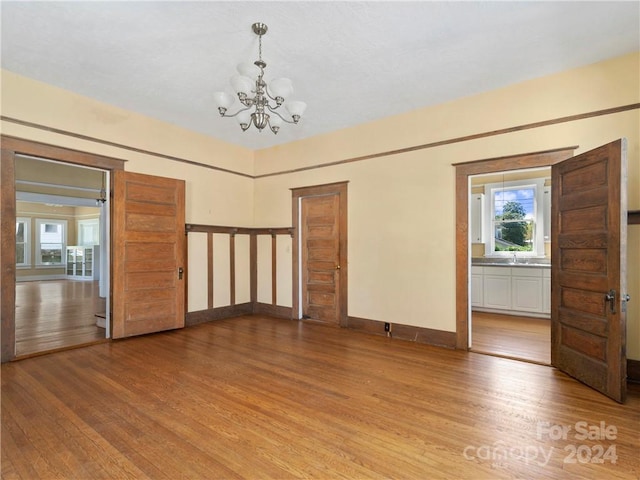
[551, 139, 627, 403]
[302, 194, 340, 324]
[112, 171, 185, 339]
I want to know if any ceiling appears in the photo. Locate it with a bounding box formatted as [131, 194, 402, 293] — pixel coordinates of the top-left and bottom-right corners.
[2, 1, 638, 151]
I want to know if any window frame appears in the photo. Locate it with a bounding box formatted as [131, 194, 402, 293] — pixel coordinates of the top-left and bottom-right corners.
[35, 218, 67, 267]
[484, 178, 545, 258]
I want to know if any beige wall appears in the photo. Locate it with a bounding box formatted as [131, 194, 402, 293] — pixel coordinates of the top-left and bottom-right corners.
[2, 52, 638, 359]
[2, 70, 256, 306]
[254, 52, 640, 359]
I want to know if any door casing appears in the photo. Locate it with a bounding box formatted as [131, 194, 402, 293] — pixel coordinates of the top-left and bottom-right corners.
[453, 146, 577, 350]
[0, 136, 125, 362]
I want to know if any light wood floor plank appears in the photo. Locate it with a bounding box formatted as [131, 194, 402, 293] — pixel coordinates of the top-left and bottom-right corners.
[472, 311, 551, 364]
[2, 315, 638, 479]
[15, 279, 106, 357]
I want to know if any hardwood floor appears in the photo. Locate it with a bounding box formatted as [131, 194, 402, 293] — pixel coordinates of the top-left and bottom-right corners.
[471, 311, 551, 365]
[2, 315, 638, 479]
[15, 279, 106, 357]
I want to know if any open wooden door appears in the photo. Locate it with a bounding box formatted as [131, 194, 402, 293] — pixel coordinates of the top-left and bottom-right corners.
[551, 139, 628, 403]
[112, 171, 185, 338]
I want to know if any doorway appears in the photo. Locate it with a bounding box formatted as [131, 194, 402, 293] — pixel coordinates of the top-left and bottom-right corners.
[469, 167, 551, 365]
[1, 136, 125, 363]
[455, 141, 628, 402]
[14, 155, 110, 357]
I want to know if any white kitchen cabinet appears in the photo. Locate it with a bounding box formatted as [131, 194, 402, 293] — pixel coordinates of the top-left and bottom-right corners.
[542, 269, 551, 314]
[473, 265, 551, 318]
[511, 268, 543, 313]
[66, 245, 100, 280]
[470, 193, 485, 243]
[483, 267, 511, 310]
[471, 266, 484, 307]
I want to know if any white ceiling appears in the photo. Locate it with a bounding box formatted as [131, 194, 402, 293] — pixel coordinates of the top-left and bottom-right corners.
[2, 1, 639, 151]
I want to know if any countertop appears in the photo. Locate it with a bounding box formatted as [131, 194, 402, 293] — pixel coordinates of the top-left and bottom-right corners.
[471, 258, 551, 268]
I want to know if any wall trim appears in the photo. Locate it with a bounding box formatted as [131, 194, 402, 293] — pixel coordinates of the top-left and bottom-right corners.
[253, 302, 293, 319]
[628, 359, 640, 384]
[255, 103, 639, 178]
[4, 103, 638, 181]
[347, 316, 456, 349]
[186, 302, 293, 327]
[0, 118, 253, 179]
[17, 274, 67, 282]
[186, 303, 254, 327]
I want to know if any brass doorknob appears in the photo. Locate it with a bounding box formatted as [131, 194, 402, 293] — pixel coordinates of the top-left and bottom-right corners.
[335, 265, 341, 270]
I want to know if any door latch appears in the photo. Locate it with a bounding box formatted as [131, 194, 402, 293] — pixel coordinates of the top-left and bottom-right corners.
[622, 293, 631, 313]
[605, 289, 616, 314]
[178, 267, 184, 280]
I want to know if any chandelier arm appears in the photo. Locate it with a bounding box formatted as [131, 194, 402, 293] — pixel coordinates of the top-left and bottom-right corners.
[266, 105, 297, 124]
[264, 89, 286, 107]
[219, 105, 253, 118]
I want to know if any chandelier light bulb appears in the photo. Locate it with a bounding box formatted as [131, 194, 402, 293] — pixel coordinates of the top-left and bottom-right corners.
[269, 78, 293, 103]
[213, 91, 234, 114]
[236, 62, 261, 79]
[230, 75, 253, 97]
[286, 100, 307, 122]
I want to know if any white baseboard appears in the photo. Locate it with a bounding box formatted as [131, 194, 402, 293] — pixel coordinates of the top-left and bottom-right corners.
[16, 274, 70, 282]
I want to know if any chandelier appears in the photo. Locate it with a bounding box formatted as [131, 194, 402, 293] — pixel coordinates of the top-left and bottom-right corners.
[213, 22, 307, 134]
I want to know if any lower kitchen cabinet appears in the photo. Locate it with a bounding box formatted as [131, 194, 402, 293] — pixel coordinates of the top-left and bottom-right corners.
[483, 267, 512, 310]
[472, 265, 550, 318]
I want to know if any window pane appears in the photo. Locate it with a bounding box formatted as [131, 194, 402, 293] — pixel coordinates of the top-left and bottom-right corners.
[493, 187, 535, 253]
[16, 222, 24, 243]
[16, 245, 25, 264]
[41, 245, 63, 264]
[494, 219, 534, 251]
[40, 223, 62, 243]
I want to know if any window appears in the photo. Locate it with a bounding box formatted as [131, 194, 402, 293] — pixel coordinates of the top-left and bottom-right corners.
[77, 218, 100, 246]
[35, 219, 67, 266]
[16, 217, 30, 267]
[484, 179, 545, 257]
[493, 186, 535, 252]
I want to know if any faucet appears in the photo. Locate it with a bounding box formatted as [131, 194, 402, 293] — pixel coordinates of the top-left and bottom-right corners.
[512, 252, 517, 264]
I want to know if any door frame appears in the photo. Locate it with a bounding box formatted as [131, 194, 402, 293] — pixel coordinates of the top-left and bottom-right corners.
[453, 146, 577, 350]
[291, 181, 348, 326]
[0, 136, 125, 362]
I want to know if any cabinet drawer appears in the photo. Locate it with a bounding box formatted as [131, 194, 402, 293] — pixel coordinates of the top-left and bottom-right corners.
[483, 266, 511, 276]
[511, 267, 543, 277]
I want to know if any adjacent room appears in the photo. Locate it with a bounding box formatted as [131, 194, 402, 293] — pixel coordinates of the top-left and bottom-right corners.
[1, 2, 639, 479]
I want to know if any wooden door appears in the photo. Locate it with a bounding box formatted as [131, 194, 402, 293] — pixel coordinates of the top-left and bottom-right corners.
[301, 194, 341, 324]
[293, 182, 348, 326]
[112, 171, 186, 338]
[551, 139, 627, 403]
